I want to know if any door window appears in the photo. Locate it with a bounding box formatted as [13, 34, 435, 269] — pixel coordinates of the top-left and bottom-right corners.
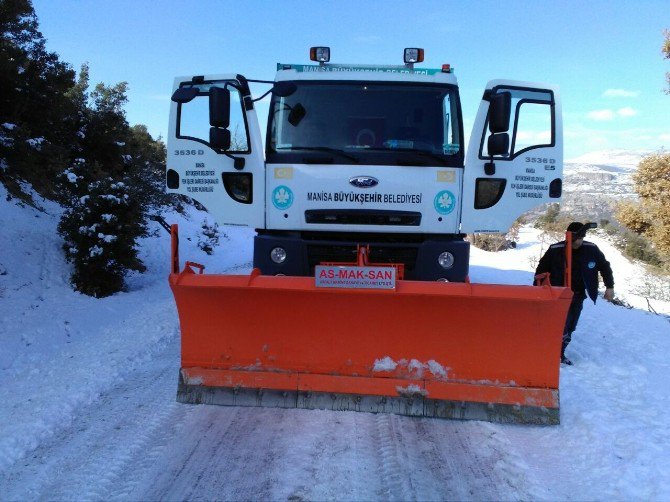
[480, 88, 553, 159]
[177, 81, 250, 152]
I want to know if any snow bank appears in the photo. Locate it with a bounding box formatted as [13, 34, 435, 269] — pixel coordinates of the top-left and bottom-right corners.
[0, 183, 254, 471]
[1, 182, 669, 500]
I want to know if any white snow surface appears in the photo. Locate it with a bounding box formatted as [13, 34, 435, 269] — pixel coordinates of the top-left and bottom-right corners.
[566, 149, 654, 169]
[25, 137, 45, 149]
[1, 183, 669, 500]
[373, 356, 398, 372]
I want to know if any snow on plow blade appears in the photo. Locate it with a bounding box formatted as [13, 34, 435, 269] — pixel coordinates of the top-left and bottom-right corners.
[169, 229, 571, 425]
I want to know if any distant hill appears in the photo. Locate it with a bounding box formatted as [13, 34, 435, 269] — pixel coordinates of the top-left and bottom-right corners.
[565, 149, 652, 170]
[559, 150, 652, 222]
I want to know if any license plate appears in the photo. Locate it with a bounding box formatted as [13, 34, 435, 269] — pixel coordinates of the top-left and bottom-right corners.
[315, 265, 396, 289]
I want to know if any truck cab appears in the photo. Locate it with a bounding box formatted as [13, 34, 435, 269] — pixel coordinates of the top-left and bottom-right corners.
[167, 48, 562, 281]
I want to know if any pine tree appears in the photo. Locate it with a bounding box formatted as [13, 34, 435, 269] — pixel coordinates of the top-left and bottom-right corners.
[0, 0, 78, 198]
[124, 124, 169, 209]
[2, 2, 169, 296]
[57, 160, 146, 297]
[55, 77, 168, 296]
[83, 81, 130, 175]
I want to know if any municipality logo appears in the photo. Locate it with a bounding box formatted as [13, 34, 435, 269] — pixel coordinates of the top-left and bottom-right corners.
[272, 185, 294, 210]
[434, 190, 456, 215]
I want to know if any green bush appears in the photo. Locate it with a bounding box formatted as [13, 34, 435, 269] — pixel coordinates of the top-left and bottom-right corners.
[198, 220, 220, 255]
[469, 233, 510, 252]
[621, 230, 662, 267]
[601, 220, 619, 236]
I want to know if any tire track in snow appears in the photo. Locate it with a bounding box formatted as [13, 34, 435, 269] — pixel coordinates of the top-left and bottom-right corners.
[135, 406, 244, 500]
[140, 406, 284, 501]
[199, 408, 281, 499]
[373, 414, 417, 501]
[1, 310, 534, 502]
[414, 419, 483, 500]
[267, 408, 381, 501]
[0, 336, 181, 500]
[104, 392, 213, 501]
[0, 291, 179, 473]
[349, 411, 383, 499]
[458, 422, 534, 500]
[414, 419, 536, 501]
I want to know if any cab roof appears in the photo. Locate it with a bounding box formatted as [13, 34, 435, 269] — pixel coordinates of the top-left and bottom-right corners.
[275, 63, 458, 85]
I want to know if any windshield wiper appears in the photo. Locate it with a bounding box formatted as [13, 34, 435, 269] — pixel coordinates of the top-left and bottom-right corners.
[363, 147, 449, 166]
[277, 146, 359, 162]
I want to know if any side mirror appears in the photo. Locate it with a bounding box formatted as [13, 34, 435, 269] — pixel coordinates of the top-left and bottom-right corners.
[209, 86, 230, 128]
[487, 132, 509, 156]
[210, 127, 231, 151]
[171, 86, 199, 103]
[273, 81, 297, 97]
[489, 91, 511, 133]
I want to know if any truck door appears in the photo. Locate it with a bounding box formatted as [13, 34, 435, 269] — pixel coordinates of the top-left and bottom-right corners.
[167, 74, 265, 228]
[460, 80, 562, 234]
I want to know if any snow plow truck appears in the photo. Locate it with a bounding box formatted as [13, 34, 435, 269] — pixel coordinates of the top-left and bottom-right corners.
[166, 48, 572, 424]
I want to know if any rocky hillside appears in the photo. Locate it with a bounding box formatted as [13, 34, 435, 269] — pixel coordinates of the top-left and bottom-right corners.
[559, 150, 651, 221]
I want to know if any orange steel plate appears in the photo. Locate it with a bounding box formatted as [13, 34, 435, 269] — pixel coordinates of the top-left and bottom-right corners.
[171, 271, 571, 398]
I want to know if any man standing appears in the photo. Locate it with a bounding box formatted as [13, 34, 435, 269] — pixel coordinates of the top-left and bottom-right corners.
[535, 222, 615, 365]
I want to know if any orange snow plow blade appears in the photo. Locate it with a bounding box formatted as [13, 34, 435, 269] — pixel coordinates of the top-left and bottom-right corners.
[169, 226, 572, 424]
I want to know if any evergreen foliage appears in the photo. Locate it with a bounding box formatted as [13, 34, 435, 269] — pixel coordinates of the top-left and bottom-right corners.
[57, 162, 147, 297]
[620, 230, 662, 267]
[54, 75, 164, 296]
[534, 203, 576, 233]
[198, 220, 221, 255]
[0, 0, 79, 199]
[124, 124, 170, 209]
[469, 218, 522, 252]
[1, 1, 167, 296]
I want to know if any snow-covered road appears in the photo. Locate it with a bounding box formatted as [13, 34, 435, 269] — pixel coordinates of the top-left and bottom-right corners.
[0, 333, 533, 501]
[2, 188, 669, 500]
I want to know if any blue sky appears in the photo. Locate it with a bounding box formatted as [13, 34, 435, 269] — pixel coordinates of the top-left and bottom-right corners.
[33, 0, 669, 159]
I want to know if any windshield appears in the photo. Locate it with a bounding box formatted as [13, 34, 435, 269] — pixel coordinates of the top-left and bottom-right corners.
[267, 81, 463, 167]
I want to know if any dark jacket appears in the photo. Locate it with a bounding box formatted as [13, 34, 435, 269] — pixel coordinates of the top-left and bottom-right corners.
[535, 240, 614, 303]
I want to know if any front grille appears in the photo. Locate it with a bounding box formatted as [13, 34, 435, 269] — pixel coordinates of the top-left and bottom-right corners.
[305, 209, 421, 226]
[307, 244, 418, 272]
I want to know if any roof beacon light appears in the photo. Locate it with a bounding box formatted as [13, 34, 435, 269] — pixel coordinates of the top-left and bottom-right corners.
[441, 64, 451, 73]
[310, 47, 330, 63]
[404, 48, 424, 64]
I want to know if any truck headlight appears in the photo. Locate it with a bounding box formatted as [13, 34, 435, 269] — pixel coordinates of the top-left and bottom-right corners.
[270, 247, 287, 264]
[310, 47, 330, 62]
[438, 251, 454, 269]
